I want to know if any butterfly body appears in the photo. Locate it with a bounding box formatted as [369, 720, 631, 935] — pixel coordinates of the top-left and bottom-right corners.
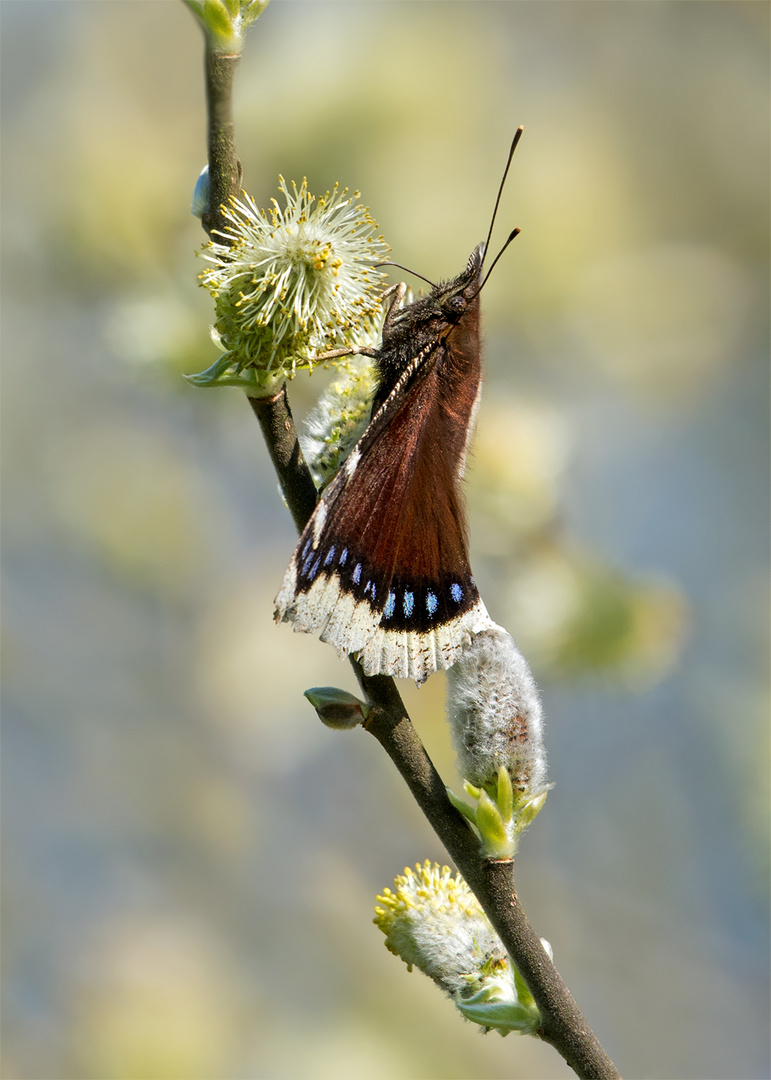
[275, 243, 494, 684]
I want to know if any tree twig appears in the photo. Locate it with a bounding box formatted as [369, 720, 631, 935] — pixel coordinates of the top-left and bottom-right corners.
[359, 682, 620, 1080]
[202, 44, 242, 239]
[247, 389, 318, 533]
[191, 22, 622, 1077]
[246, 387, 621, 1079]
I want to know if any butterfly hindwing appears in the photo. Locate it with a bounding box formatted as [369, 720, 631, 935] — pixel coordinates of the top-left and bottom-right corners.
[275, 261, 494, 685]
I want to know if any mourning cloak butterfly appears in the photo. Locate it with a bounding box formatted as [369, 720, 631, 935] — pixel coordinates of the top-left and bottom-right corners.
[275, 130, 523, 684]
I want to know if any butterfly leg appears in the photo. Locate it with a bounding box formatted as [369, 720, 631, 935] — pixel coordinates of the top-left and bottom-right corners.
[381, 281, 407, 331]
[308, 284, 406, 363]
[308, 344, 379, 362]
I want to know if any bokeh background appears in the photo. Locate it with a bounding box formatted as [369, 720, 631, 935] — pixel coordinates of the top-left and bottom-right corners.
[2, 2, 769, 1078]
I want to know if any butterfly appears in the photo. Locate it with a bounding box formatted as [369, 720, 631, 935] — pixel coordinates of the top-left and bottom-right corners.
[275, 129, 523, 685]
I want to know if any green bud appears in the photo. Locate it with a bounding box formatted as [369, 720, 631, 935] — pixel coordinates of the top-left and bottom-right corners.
[475, 788, 511, 859]
[183, 0, 270, 54]
[191, 165, 210, 219]
[447, 766, 550, 861]
[304, 686, 370, 729]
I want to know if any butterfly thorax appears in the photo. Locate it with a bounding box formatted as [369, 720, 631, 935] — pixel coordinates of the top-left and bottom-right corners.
[372, 246, 484, 412]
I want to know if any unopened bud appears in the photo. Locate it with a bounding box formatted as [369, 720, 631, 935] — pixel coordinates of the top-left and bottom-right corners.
[191, 165, 210, 219]
[448, 624, 548, 803]
[447, 625, 550, 857]
[183, 0, 270, 54]
[304, 686, 369, 729]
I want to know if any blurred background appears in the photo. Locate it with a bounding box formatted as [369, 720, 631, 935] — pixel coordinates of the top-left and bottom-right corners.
[1, 2, 768, 1078]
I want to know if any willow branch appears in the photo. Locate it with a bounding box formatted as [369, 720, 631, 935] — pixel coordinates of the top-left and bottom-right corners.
[359, 692, 620, 1080]
[202, 44, 242, 239]
[193, 28, 621, 1080]
[247, 390, 318, 532]
[245, 386, 620, 1079]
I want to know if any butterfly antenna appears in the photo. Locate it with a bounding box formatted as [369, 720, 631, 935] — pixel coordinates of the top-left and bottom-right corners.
[476, 228, 520, 294]
[480, 125, 524, 269]
[375, 261, 437, 289]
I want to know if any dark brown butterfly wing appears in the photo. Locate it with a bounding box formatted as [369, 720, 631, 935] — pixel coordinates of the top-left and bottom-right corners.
[275, 276, 493, 684]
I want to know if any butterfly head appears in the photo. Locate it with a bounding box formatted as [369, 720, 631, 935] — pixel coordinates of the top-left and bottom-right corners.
[436, 243, 485, 316]
[404, 243, 483, 317]
[377, 245, 484, 370]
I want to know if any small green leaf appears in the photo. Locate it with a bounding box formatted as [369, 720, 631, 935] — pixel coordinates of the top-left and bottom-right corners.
[497, 765, 514, 821]
[514, 787, 551, 832]
[512, 966, 537, 1011]
[476, 790, 511, 857]
[183, 353, 234, 386]
[203, 0, 235, 41]
[184, 353, 285, 396]
[240, 0, 270, 29]
[446, 788, 481, 828]
[456, 994, 540, 1035]
[463, 780, 482, 800]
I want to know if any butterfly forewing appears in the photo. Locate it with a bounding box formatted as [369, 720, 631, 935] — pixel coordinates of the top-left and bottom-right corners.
[275, 249, 494, 684]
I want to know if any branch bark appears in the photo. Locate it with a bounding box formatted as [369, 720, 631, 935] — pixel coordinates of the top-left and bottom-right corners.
[248, 390, 318, 533]
[202, 44, 242, 239]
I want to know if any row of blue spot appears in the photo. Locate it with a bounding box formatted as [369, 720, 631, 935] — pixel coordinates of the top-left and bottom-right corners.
[302, 541, 348, 582]
[382, 583, 464, 620]
[301, 539, 465, 619]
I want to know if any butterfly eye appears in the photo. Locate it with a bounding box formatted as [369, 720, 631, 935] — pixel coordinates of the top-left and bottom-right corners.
[444, 295, 467, 317]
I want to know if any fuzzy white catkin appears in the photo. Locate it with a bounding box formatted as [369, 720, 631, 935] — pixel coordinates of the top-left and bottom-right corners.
[447, 624, 548, 797]
[300, 357, 376, 486]
[397, 890, 507, 997]
[375, 864, 508, 997]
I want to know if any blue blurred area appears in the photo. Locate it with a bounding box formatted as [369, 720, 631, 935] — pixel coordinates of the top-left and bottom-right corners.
[2, 2, 768, 1078]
